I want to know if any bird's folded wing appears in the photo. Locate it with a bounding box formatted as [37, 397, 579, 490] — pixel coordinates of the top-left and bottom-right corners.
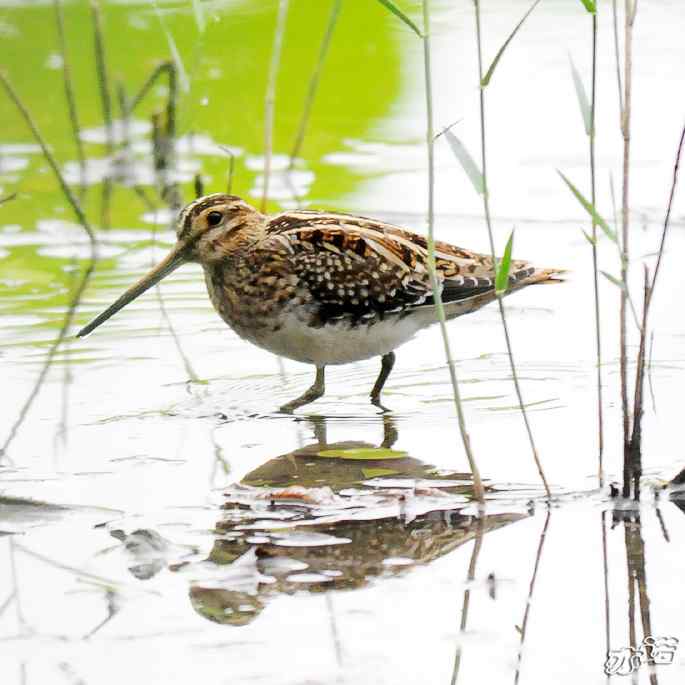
[265, 212, 535, 322]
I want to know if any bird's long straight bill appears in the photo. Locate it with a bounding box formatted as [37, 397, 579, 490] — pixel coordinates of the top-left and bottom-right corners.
[76, 244, 187, 337]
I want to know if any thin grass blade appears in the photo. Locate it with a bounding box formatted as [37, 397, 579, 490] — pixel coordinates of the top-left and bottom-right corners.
[191, 0, 206, 33]
[601, 271, 625, 290]
[569, 54, 592, 136]
[375, 0, 422, 37]
[600, 273, 641, 330]
[581, 229, 597, 245]
[495, 229, 515, 295]
[558, 170, 617, 243]
[481, 0, 542, 87]
[153, 2, 190, 93]
[445, 129, 484, 195]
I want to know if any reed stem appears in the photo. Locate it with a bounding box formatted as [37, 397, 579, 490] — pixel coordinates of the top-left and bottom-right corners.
[620, 0, 636, 498]
[0, 73, 97, 458]
[514, 509, 551, 685]
[422, 0, 484, 505]
[601, 511, 612, 679]
[450, 518, 485, 684]
[473, 0, 550, 498]
[53, 0, 86, 188]
[588, 13, 605, 487]
[90, 0, 113, 155]
[262, 0, 289, 212]
[627, 122, 685, 499]
[288, 0, 341, 169]
[611, 0, 624, 116]
[127, 61, 175, 114]
[647, 123, 685, 306]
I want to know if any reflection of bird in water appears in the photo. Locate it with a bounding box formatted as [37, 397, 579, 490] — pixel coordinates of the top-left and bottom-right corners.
[104, 416, 525, 628]
[189, 505, 524, 628]
[242, 413, 408, 491]
[183, 415, 526, 627]
[77, 194, 563, 412]
[190, 586, 263, 627]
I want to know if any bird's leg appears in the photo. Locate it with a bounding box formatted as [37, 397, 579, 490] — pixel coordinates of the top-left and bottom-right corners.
[280, 366, 325, 413]
[381, 412, 399, 448]
[304, 414, 328, 445]
[370, 351, 395, 409]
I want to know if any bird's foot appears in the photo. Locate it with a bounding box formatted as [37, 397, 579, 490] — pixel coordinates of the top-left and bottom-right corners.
[370, 393, 392, 413]
[279, 368, 325, 414]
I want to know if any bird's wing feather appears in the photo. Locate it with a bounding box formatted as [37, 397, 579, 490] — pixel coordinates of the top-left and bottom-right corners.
[264, 212, 536, 323]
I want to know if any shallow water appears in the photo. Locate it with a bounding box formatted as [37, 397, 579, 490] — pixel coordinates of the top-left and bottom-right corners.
[1, 1, 685, 683]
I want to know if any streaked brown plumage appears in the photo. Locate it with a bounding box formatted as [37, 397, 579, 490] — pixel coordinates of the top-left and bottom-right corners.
[78, 193, 563, 412]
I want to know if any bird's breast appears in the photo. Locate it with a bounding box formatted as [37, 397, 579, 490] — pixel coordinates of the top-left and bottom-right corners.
[201, 263, 423, 365]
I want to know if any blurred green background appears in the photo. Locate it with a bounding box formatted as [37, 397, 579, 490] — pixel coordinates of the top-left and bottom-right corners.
[0, 0, 408, 331]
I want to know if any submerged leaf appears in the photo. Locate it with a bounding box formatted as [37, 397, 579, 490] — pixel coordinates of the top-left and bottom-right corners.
[569, 55, 592, 136]
[317, 447, 408, 460]
[444, 129, 484, 194]
[361, 467, 400, 479]
[375, 0, 423, 38]
[495, 230, 515, 295]
[557, 171, 617, 243]
[481, 0, 543, 87]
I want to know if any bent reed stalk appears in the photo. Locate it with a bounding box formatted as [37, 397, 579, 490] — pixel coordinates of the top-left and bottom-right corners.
[0, 73, 98, 458]
[473, 0, 550, 498]
[422, 0, 484, 504]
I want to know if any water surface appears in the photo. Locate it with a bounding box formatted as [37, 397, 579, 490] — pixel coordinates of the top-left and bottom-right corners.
[1, 1, 685, 683]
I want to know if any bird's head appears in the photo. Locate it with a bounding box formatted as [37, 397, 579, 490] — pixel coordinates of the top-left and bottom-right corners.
[77, 193, 261, 337]
[175, 193, 260, 263]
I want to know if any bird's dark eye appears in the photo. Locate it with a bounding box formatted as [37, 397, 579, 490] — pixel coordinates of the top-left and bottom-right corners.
[207, 211, 223, 226]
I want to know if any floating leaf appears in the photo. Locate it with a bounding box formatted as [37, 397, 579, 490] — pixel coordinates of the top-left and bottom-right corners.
[317, 447, 408, 460]
[444, 129, 484, 194]
[375, 0, 422, 38]
[495, 229, 515, 295]
[557, 171, 617, 243]
[578, 0, 596, 13]
[481, 0, 542, 87]
[569, 55, 592, 136]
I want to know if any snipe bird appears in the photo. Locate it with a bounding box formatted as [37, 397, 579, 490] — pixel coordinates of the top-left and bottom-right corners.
[78, 194, 562, 412]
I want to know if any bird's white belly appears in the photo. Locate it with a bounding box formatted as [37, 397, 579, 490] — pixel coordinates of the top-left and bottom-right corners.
[239, 314, 422, 366]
